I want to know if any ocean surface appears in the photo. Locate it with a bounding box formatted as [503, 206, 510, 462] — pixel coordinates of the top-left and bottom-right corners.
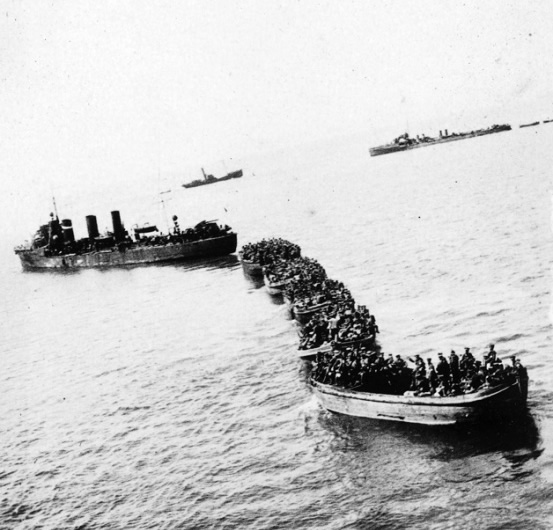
[1, 126, 553, 529]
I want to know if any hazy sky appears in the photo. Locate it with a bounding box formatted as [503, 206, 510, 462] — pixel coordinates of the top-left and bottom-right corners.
[1, 1, 553, 235]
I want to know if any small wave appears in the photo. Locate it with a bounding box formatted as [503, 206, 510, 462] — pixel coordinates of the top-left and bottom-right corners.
[497, 333, 527, 342]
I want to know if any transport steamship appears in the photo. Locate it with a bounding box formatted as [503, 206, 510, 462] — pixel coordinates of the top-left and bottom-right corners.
[14, 209, 237, 270]
[182, 168, 243, 189]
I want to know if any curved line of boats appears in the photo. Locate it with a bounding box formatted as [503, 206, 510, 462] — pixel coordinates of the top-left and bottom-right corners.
[239, 243, 529, 427]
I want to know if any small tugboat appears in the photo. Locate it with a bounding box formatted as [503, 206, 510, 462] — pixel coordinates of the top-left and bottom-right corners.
[311, 374, 528, 426]
[182, 168, 243, 189]
[369, 124, 512, 157]
[15, 209, 237, 270]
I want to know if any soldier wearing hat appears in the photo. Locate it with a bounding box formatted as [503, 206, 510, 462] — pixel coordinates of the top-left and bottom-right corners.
[484, 344, 497, 371]
[436, 353, 451, 394]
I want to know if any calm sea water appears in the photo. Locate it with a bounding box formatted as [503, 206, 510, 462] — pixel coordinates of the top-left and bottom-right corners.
[1, 127, 553, 529]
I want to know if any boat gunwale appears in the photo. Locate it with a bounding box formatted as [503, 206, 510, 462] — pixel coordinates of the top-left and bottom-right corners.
[311, 380, 520, 407]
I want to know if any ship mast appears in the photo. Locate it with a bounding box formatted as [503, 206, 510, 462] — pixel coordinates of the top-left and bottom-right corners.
[52, 196, 59, 220]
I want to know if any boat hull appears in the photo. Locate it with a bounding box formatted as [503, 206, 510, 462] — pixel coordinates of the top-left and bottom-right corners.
[293, 301, 331, 325]
[263, 275, 290, 296]
[311, 379, 527, 426]
[238, 253, 264, 277]
[16, 233, 237, 270]
[298, 342, 332, 361]
[183, 170, 243, 188]
[369, 125, 511, 157]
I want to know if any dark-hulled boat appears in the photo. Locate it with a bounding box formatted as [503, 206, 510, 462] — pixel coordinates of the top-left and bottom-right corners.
[238, 252, 264, 277]
[369, 124, 511, 157]
[15, 210, 237, 270]
[519, 122, 540, 128]
[182, 169, 243, 189]
[311, 373, 528, 426]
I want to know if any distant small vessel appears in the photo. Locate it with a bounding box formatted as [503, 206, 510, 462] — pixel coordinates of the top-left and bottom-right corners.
[311, 374, 528, 426]
[15, 209, 237, 270]
[182, 169, 243, 189]
[543, 119, 553, 124]
[519, 122, 540, 128]
[369, 124, 512, 157]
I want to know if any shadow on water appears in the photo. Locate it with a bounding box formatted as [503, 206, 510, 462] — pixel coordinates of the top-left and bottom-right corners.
[317, 406, 542, 462]
[241, 270, 265, 289]
[267, 292, 286, 305]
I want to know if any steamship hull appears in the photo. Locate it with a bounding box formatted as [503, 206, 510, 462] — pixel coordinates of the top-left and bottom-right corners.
[15, 233, 237, 270]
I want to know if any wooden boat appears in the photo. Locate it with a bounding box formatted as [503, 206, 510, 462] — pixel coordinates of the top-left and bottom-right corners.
[519, 122, 540, 128]
[334, 333, 375, 350]
[298, 342, 332, 361]
[293, 300, 331, 325]
[263, 274, 290, 296]
[311, 376, 528, 426]
[238, 252, 264, 277]
[369, 124, 511, 157]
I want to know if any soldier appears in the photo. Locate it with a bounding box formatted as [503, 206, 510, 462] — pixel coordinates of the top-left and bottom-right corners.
[427, 358, 438, 392]
[484, 344, 497, 370]
[436, 353, 451, 394]
[449, 350, 461, 384]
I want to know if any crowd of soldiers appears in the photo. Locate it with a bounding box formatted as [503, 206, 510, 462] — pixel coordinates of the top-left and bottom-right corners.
[240, 238, 301, 267]
[311, 344, 527, 396]
[264, 256, 327, 286]
[299, 304, 378, 350]
[241, 238, 527, 398]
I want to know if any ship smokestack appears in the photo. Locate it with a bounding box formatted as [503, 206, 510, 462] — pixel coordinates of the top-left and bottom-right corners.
[111, 210, 125, 242]
[61, 219, 75, 245]
[445, 129, 448, 136]
[86, 215, 99, 239]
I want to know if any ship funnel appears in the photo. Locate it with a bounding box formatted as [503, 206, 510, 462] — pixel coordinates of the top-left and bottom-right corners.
[86, 215, 99, 239]
[61, 219, 75, 245]
[111, 210, 125, 242]
[445, 129, 448, 136]
[439, 130, 443, 137]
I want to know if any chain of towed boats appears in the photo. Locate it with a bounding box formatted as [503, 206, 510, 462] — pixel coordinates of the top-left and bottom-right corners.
[239, 238, 529, 426]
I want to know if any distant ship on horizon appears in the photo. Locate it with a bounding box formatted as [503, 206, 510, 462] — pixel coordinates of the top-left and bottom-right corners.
[182, 168, 243, 189]
[369, 124, 512, 157]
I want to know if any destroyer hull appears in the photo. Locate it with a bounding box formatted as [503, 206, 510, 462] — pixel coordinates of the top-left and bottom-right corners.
[312, 379, 527, 425]
[369, 125, 511, 157]
[16, 233, 237, 270]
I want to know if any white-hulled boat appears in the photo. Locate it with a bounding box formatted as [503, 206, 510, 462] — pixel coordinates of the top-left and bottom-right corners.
[311, 376, 528, 426]
[293, 301, 331, 325]
[297, 342, 332, 361]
